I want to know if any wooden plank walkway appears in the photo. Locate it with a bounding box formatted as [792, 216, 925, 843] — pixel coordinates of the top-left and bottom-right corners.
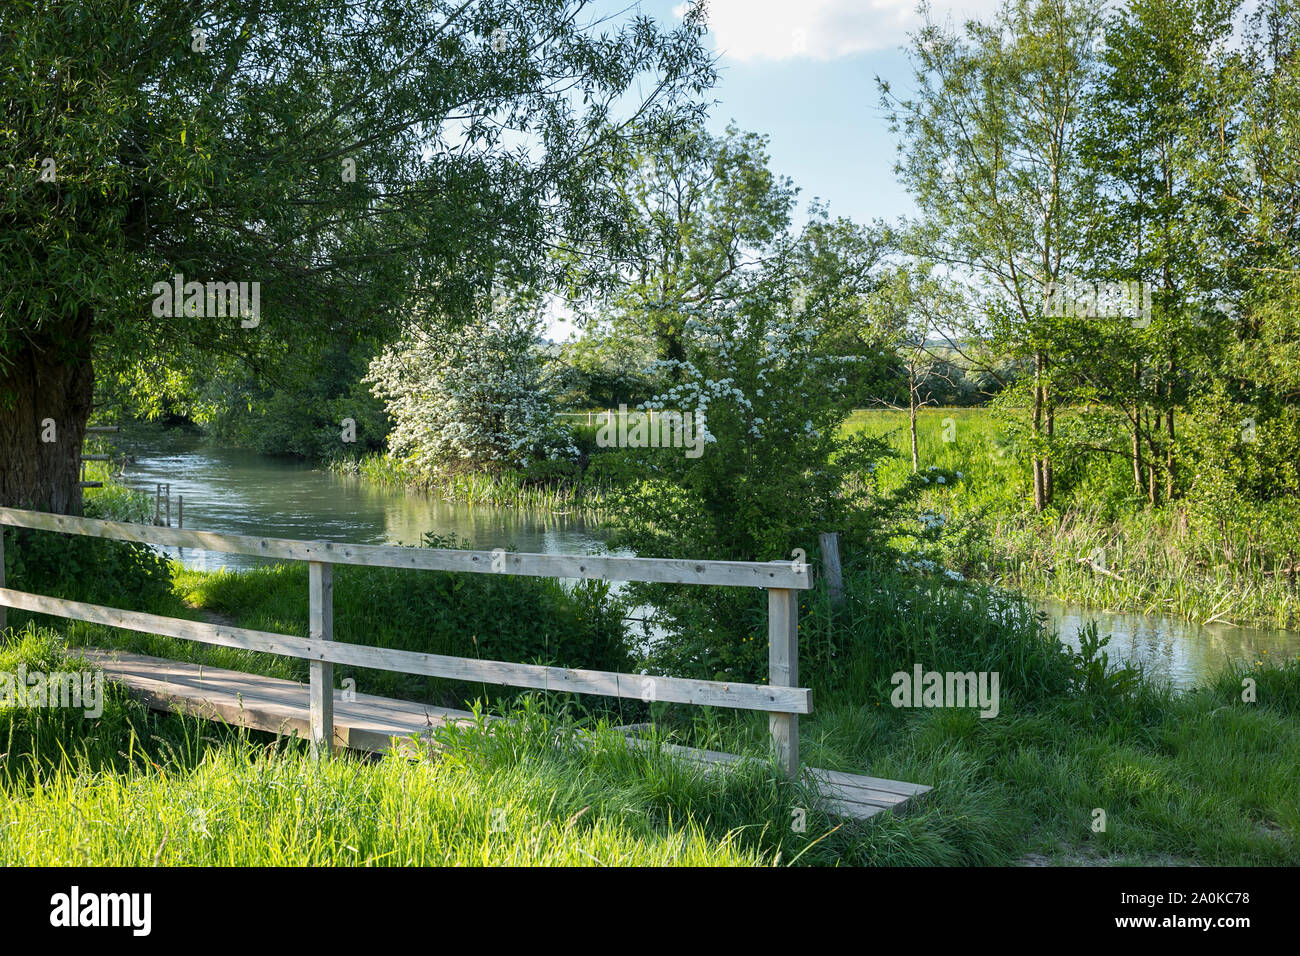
[81, 647, 930, 822]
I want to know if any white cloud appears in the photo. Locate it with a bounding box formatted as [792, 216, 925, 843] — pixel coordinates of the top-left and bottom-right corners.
[679, 0, 1005, 61]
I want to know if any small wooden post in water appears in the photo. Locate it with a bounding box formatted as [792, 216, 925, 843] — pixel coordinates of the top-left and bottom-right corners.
[165, 483, 171, 528]
[819, 531, 843, 607]
[178, 495, 183, 529]
[308, 561, 335, 758]
[767, 587, 799, 777]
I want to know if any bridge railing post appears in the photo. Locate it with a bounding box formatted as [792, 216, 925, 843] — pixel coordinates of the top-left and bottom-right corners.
[767, 587, 799, 777]
[308, 561, 334, 758]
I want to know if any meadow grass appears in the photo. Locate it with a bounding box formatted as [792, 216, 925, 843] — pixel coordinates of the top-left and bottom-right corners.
[1, 614, 1295, 866]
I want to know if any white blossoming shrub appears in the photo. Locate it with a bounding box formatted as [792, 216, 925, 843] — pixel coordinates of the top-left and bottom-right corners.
[365, 295, 578, 473]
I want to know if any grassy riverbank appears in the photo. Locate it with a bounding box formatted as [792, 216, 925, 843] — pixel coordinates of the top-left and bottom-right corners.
[845, 408, 1300, 630]
[2, 537, 1296, 866]
[327, 449, 610, 516]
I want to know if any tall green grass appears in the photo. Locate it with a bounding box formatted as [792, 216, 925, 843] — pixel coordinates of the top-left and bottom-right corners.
[329, 452, 611, 516]
[2, 614, 1296, 866]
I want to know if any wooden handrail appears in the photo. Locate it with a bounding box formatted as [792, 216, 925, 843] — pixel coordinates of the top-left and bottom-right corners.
[0, 506, 810, 773]
[0, 507, 812, 590]
[0, 588, 812, 715]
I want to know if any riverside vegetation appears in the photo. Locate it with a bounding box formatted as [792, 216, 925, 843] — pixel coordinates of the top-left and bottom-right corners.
[1, 479, 1296, 866]
[5, 0, 1299, 867]
[844, 408, 1300, 630]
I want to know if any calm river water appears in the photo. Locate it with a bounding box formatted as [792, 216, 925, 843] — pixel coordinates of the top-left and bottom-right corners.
[115, 431, 1300, 689]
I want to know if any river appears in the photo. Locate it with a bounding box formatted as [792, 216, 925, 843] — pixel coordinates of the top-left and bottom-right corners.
[114, 431, 1300, 690]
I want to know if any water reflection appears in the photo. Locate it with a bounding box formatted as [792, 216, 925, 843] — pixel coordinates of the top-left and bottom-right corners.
[117, 433, 616, 571]
[1042, 599, 1300, 690]
[115, 431, 1300, 687]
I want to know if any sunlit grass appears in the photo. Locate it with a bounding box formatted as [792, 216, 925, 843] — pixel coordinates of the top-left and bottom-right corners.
[1, 621, 1296, 866]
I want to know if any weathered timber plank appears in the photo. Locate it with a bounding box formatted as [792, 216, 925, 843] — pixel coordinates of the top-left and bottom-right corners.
[0, 507, 812, 589]
[308, 561, 334, 757]
[0, 588, 811, 714]
[806, 766, 932, 798]
[619, 737, 929, 819]
[82, 648, 926, 822]
[81, 649, 480, 755]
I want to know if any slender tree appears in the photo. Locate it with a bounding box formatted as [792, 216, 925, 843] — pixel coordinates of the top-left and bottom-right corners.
[881, 0, 1103, 510]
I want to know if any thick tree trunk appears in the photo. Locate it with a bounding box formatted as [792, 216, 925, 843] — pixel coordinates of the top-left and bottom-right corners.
[0, 307, 95, 515]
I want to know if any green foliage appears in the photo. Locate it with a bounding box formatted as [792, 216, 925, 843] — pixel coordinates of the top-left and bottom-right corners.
[596, 266, 926, 678]
[551, 331, 659, 409]
[576, 122, 799, 364]
[190, 338, 390, 460]
[847, 406, 1300, 628]
[1, 528, 173, 616]
[1067, 621, 1143, 706]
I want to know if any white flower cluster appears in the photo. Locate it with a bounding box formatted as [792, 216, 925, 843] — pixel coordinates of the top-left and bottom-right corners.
[918, 510, 946, 530]
[898, 557, 938, 573]
[659, 311, 848, 442]
[365, 302, 576, 470]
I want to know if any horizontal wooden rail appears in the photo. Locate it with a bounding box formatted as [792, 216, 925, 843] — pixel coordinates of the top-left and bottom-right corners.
[0, 508, 812, 590]
[0, 588, 812, 715]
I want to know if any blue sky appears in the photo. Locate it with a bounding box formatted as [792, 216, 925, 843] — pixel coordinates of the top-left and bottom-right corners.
[620, 0, 1005, 225]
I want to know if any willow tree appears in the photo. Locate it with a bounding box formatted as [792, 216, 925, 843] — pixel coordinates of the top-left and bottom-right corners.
[0, 0, 713, 513]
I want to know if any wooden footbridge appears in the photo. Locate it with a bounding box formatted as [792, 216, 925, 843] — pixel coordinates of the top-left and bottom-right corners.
[0, 507, 929, 822]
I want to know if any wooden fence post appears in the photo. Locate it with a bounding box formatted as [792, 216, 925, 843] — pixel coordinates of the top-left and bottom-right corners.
[819, 531, 843, 606]
[767, 587, 799, 777]
[308, 561, 334, 758]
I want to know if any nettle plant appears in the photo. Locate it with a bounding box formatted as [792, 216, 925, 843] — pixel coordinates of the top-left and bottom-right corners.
[366, 295, 577, 473]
